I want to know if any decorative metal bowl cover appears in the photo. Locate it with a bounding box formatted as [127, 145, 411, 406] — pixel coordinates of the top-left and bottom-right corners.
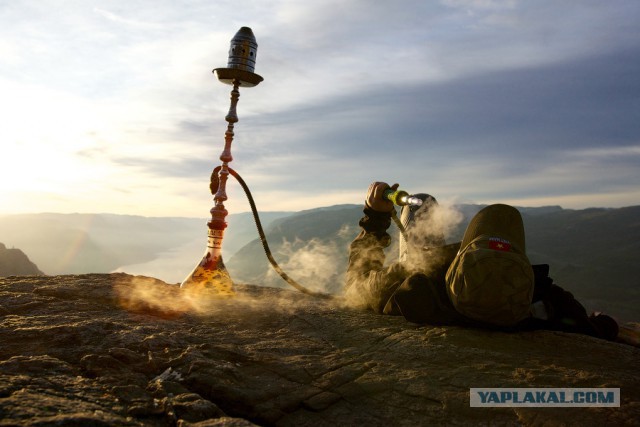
[226, 26, 258, 73]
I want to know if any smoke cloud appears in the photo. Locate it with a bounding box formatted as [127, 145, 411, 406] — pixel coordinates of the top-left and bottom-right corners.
[400, 202, 464, 275]
[343, 201, 464, 310]
[264, 236, 347, 295]
[113, 273, 330, 320]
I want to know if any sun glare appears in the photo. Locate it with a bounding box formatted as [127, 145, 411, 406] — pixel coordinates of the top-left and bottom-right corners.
[0, 80, 111, 208]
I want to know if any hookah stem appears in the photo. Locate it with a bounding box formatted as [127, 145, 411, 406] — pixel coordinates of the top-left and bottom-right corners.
[210, 166, 335, 299]
[213, 80, 240, 210]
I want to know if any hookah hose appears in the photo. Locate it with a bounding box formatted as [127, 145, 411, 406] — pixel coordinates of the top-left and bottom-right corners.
[390, 210, 407, 244]
[210, 168, 416, 298]
[210, 166, 333, 298]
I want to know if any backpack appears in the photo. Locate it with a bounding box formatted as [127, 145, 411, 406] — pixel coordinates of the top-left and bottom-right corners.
[445, 205, 535, 327]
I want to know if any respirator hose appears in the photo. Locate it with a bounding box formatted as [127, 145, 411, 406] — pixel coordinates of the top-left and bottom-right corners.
[210, 166, 333, 298]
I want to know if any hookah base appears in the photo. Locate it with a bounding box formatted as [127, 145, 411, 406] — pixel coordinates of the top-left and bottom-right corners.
[180, 256, 236, 298]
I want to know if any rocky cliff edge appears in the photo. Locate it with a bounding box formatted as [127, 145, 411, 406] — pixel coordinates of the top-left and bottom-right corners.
[0, 274, 638, 426]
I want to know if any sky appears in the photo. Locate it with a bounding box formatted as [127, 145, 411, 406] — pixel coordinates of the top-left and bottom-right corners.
[1, 0, 639, 217]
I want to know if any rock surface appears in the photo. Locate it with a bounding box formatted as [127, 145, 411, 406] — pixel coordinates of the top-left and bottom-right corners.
[0, 273, 638, 426]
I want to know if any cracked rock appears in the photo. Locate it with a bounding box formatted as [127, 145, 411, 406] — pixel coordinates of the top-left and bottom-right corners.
[0, 273, 638, 426]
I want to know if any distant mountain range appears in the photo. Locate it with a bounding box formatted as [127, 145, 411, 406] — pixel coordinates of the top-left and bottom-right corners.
[1, 204, 638, 321]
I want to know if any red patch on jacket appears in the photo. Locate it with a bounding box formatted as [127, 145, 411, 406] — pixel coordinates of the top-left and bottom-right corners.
[489, 239, 511, 252]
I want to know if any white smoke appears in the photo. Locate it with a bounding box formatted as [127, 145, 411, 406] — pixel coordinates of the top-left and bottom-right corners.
[264, 236, 347, 294]
[400, 202, 464, 275]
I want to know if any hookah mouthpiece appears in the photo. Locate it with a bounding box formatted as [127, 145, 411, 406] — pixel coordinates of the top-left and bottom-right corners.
[383, 188, 423, 207]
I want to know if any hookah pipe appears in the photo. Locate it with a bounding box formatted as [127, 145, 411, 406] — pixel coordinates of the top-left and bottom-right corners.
[180, 27, 264, 297]
[182, 27, 421, 298]
[182, 26, 330, 298]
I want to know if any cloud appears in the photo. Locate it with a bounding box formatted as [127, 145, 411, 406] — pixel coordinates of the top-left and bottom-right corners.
[1, 0, 639, 215]
[93, 7, 167, 29]
[570, 145, 640, 160]
[222, 43, 640, 210]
